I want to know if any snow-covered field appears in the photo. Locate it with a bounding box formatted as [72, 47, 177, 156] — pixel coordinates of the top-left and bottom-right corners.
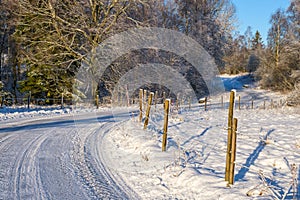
[103, 101, 299, 199]
[0, 74, 299, 199]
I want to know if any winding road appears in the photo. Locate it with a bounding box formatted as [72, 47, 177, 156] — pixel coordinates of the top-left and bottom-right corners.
[0, 111, 139, 199]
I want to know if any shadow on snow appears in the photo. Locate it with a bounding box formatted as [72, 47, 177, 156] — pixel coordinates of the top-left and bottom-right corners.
[235, 129, 275, 181]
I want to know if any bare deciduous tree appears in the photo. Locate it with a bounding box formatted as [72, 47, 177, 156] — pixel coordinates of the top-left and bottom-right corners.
[174, 0, 237, 68]
[8, 0, 145, 100]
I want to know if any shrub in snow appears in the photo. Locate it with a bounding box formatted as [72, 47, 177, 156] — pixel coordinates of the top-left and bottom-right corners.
[287, 83, 300, 106]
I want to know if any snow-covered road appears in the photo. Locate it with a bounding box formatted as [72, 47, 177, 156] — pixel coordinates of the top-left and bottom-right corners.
[1, 74, 299, 199]
[0, 111, 139, 199]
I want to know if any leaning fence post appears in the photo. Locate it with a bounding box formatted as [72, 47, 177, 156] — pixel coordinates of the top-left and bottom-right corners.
[143, 89, 147, 110]
[225, 90, 235, 181]
[229, 118, 238, 185]
[144, 92, 153, 129]
[238, 95, 241, 110]
[162, 99, 170, 151]
[139, 89, 143, 122]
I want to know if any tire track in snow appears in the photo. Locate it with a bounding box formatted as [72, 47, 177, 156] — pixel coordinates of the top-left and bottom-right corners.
[0, 133, 36, 199]
[70, 120, 139, 199]
[0, 134, 15, 152]
[85, 122, 140, 199]
[0, 119, 87, 199]
[14, 130, 54, 200]
[37, 128, 89, 199]
[0, 133, 29, 199]
[0, 129, 52, 200]
[66, 124, 105, 199]
[0, 112, 139, 199]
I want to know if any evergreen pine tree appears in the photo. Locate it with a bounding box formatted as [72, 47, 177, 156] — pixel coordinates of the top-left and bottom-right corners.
[246, 30, 264, 73]
[251, 31, 263, 50]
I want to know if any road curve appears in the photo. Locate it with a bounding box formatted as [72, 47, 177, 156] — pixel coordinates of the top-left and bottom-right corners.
[0, 111, 139, 199]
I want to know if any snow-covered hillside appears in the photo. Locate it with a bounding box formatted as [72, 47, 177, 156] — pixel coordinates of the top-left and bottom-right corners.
[0, 74, 299, 199]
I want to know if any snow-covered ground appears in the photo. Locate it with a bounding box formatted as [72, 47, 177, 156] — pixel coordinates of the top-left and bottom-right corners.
[102, 103, 299, 199]
[0, 106, 72, 121]
[102, 74, 300, 199]
[0, 73, 299, 199]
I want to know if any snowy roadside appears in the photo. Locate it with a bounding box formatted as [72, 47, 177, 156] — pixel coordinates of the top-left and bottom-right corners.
[0, 106, 72, 121]
[0, 104, 113, 122]
[99, 74, 300, 199]
[101, 101, 300, 199]
[1, 73, 299, 199]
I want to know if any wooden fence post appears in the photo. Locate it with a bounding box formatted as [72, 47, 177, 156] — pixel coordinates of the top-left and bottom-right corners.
[154, 91, 158, 109]
[2, 96, 6, 107]
[225, 90, 235, 181]
[61, 93, 64, 109]
[96, 95, 99, 109]
[204, 97, 208, 111]
[271, 99, 274, 109]
[139, 89, 143, 122]
[27, 91, 31, 109]
[162, 99, 170, 151]
[163, 92, 166, 103]
[251, 100, 254, 109]
[263, 100, 266, 110]
[0, 95, 3, 108]
[144, 92, 154, 129]
[125, 85, 130, 107]
[229, 118, 238, 185]
[118, 93, 122, 106]
[280, 99, 282, 107]
[176, 98, 179, 110]
[143, 89, 147, 110]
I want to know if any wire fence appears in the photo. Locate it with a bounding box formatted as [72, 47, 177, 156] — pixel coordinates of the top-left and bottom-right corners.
[0, 91, 289, 113]
[133, 90, 299, 198]
[1, 90, 298, 198]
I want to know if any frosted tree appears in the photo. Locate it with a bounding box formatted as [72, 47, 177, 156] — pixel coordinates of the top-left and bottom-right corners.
[251, 30, 264, 50]
[0, 0, 22, 100]
[285, 0, 300, 105]
[246, 31, 264, 73]
[174, 0, 236, 68]
[8, 0, 145, 101]
[223, 32, 250, 74]
[267, 9, 289, 68]
[255, 0, 299, 94]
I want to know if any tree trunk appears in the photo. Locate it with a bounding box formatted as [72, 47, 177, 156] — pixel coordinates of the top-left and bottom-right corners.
[275, 24, 280, 67]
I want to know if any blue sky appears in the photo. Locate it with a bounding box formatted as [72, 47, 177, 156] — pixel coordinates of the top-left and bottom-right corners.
[232, 0, 290, 43]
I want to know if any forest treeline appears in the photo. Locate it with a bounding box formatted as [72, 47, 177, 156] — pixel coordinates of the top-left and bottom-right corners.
[0, 0, 299, 105]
